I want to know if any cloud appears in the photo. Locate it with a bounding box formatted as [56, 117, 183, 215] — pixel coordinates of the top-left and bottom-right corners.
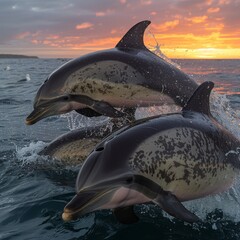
[96, 11, 106, 16]
[95, 9, 115, 17]
[16, 32, 32, 40]
[150, 11, 157, 15]
[186, 16, 208, 24]
[0, 0, 239, 58]
[207, 7, 220, 13]
[152, 20, 180, 31]
[75, 22, 93, 30]
[218, 0, 231, 5]
[140, 0, 152, 5]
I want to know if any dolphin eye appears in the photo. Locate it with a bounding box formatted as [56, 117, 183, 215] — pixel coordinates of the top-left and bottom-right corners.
[126, 176, 133, 184]
[95, 147, 104, 152]
[63, 95, 70, 101]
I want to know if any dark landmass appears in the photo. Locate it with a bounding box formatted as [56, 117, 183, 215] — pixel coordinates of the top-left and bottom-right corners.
[0, 54, 38, 59]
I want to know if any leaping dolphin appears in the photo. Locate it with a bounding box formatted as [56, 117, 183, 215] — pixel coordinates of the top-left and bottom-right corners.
[39, 125, 108, 165]
[26, 20, 198, 125]
[62, 81, 240, 224]
[40, 112, 135, 165]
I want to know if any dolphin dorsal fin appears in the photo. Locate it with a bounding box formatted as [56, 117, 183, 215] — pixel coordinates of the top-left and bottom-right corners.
[182, 81, 214, 115]
[115, 20, 151, 50]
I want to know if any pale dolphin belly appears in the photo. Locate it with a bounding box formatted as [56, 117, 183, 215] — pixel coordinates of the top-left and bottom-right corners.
[40, 126, 108, 165]
[64, 61, 177, 108]
[42, 138, 101, 165]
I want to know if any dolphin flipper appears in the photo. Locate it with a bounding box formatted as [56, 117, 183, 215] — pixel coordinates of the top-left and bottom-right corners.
[70, 95, 124, 118]
[75, 108, 102, 117]
[153, 191, 200, 223]
[113, 206, 139, 224]
[91, 100, 124, 118]
[133, 175, 200, 223]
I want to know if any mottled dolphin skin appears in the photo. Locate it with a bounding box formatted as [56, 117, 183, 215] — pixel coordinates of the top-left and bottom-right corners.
[62, 81, 240, 224]
[40, 111, 135, 165]
[26, 20, 198, 125]
[39, 125, 106, 165]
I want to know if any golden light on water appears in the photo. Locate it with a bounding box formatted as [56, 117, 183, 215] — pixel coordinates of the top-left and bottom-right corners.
[161, 48, 240, 59]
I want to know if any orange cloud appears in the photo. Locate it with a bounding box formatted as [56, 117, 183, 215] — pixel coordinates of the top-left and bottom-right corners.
[152, 20, 180, 31]
[16, 32, 31, 39]
[204, 23, 224, 31]
[207, 7, 220, 13]
[12, 3, 239, 60]
[71, 37, 120, 49]
[205, 0, 214, 5]
[45, 35, 60, 40]
[95, 9, 114, 17]
[31, 39, 39, 44]
[219, 0, 231, 5]
[75, 22, 93, 30]
[96, 12, 105, 16]
[150, 11, 157, 15]
[186, 16, 208, 24]
[140, 0, 152, 5]
[111, 29, 117, 34]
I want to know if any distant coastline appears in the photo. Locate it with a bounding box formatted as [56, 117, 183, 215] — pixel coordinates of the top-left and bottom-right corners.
[0, 54, 38, 59]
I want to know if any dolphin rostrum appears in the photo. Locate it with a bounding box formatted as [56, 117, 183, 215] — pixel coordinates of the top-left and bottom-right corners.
[62, 81, 240, 224]
[26, 20, 198, 125]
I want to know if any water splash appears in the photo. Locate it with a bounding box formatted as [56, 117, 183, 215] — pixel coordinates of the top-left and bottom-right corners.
[25, 73, 31, 81]
[60, 111, 111, 131]
[147, 31, 181, 69]
[4, 65, 11, 71]
[226, 148, 240, 157]
[15, 141, 48, 166]
[210, 92, 240, 139]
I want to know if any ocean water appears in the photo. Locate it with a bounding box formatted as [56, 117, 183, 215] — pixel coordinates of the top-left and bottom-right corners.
[0, 58, 240, 240]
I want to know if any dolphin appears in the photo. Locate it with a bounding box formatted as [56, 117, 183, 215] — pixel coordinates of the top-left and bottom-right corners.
[40, 112, 135, 165]
[39, 126, 105, 165]
[26, 20, 198, 125]
[62, 81, 240, 224]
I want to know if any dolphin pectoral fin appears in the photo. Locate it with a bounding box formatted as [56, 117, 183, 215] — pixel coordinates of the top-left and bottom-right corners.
[71, 94, 124, 118]
[113, 206, 139, 224]
[154, 191, 200, 223]
[91, 101, 124, 118]
[75, 108, 102, 117]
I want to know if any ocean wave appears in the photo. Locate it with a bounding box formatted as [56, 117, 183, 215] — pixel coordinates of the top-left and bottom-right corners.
[0, 98, 31, 105]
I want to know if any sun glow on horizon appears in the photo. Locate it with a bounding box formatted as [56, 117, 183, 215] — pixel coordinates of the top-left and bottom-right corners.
[161, 47, 240, 59]
[3, 0, 240, 59]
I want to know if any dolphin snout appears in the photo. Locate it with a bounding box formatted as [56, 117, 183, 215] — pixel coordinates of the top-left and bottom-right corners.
[25, 106, 51, 125]
[62, 192, 99, 222]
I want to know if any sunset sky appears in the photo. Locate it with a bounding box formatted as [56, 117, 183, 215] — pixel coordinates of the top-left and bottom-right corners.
[0, 0, 240, 59]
